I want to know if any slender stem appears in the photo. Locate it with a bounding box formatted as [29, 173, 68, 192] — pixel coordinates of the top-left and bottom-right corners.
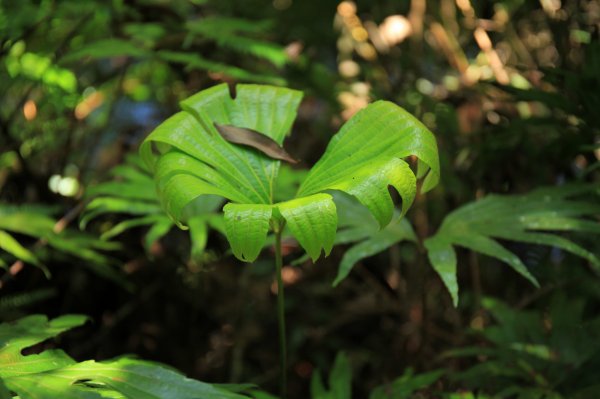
[274, 228, 287, 398]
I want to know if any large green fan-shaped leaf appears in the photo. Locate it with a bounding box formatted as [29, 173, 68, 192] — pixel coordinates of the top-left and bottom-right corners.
[298, 102, 438, 226]
[141, 84, 439, 262]
[425, 184, 600, 306]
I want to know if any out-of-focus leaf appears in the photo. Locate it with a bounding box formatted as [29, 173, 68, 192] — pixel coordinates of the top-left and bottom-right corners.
[369, 368, 444, 399]
[80, 198, 163, 229]
[329, 353, 352, 399]
[62, 39, 150, 62]
[0, 314, 87, 378]
[0, 204, 123, 284]
[447, 294, 600, 395]
[310, 353, 351, 399]
[158, 51, 286, 85]
[0, 288, 57, 312]
[143, 219, 174, 253]
[0, 315, 248, 399]
[188, 216, 208, 261]
[334, 216, 416, 286]
[0, 230, 44, 270]
[424, 185, 600, 306]
[83, 154, 221, 261]
[0, 380, 10, 399]
[249, 390, 279, 399]
[185, 17, 288, 67]
[100, 215, 167, 240]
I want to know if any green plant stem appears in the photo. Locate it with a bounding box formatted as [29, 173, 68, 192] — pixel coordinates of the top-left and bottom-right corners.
[274, 228, 287, 399]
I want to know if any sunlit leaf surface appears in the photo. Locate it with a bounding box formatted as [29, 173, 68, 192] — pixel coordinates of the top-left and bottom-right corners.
[141, 84, 439, 262]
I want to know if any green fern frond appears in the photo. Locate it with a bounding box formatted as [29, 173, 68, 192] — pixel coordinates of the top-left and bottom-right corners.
[82, 154, 223, 260]
[425, 184, 600, 306]
[0, 204, 124, 284]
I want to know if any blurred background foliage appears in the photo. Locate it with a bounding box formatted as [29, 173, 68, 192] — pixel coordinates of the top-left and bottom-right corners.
[0, 0, 599, 398]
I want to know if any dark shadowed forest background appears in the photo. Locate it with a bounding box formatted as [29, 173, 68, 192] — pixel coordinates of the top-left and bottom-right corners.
[1, 0, 599, 398]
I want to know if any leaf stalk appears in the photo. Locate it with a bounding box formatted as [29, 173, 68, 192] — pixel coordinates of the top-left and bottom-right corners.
[274, 224, 287, 398]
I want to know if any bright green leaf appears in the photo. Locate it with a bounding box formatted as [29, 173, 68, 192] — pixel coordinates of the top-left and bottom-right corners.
[141, 84, 439, 263]
[0, 314, 87, 378]
[224, 203, 272, 262]
[0, 230, 43, 268]
[278, 194, 337, 262]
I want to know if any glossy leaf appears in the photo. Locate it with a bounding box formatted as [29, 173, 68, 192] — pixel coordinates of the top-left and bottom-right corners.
[224, 203, 272, 262]
[424, 184, 600, 306]
[298, 102, 438, 226]
[278, 194, 337, 262]
[141, 84, 439, 263]
[0, 314, 87, 378]
[0, 315, 247, 399]
[5, 358, 247, 399]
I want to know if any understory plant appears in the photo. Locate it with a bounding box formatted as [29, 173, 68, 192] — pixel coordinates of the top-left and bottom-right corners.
[0, 315, 248, 399]
[425, 184, 600, 306]
[81, 154, 224, 263]
[140, 83, 440, 396]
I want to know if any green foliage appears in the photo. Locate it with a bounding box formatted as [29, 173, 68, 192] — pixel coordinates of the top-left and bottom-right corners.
[0, 315, 248, 399]
[0, 204, 126, 285]
[368, 368, 445, 399]
[2, 1, 599, 397]
[310, 353, 352, 399]
[82, 154, 223, 260]
[185, 17, 288, 68]
[425, 185, 600, 306]
[53, 5, 289, 84]
[446, 295, 600, 398]
[0, 288, 57, 315]
[306, 352, 443, 399]
[331, 192, 416, 286]
[141, 83, 439, 263]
